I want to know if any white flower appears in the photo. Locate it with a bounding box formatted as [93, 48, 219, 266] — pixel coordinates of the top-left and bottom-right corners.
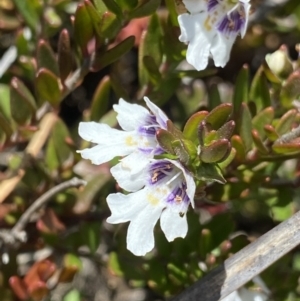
[178, 0, 251, 71]
[77, 97, 168, 191]
[223, 288, 268, 301]
[107, 159, 196, 256]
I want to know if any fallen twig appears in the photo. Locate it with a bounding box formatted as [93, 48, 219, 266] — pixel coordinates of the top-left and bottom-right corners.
[0, 177, 87, 247]
[172, 208, 300, 301]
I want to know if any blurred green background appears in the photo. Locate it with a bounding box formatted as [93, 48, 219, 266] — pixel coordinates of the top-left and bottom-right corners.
[1, 0, 300, 300]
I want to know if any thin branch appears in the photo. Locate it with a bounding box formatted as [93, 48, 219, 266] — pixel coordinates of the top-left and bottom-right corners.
[12, 177, 87, 235]
[0, 177, 86, 247]
[172, 209, 300, 301]
[275, 124, 300, 144]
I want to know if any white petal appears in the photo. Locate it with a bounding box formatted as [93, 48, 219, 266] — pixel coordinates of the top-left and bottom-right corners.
[106, 190, 148, 224]
[127, 203, 162, 256]
[113, 98, 150, 131]
[239, 1, 251, 37]
[144, 97, 168, 128]
[160, 209, 188, 241]
[79, 122, 126, 144]
[110, 152, 149, 192]
[78, 123, 138, 164]
[178, 14, 198, 43]
[166, 159, 196, 208]
[182, 0, 206, 14]
[221, 291, 242, 301]
[238, 288, 267, 301]
[210, 33, 236, 68]
[181, 14, 213, 71]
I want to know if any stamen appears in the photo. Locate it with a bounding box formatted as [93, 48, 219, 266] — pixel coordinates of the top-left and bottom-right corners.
[152, 171, 159, 182]
[175, 195, 183, 203]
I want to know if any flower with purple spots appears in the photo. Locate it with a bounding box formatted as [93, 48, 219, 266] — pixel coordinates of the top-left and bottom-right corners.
[178, 0, 251, 70]
[77, 97, 168, 192]
[106, 159, 196, 256]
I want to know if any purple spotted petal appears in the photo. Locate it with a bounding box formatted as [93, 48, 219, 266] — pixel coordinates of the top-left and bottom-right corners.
[207, 0, 219, 11]
[217, 4, 247, 35]
[148, 160, 174, 185]
[166, 183, 189, 205]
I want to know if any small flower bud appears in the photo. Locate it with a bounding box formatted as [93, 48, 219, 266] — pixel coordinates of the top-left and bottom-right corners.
[265, 45, 293, 80]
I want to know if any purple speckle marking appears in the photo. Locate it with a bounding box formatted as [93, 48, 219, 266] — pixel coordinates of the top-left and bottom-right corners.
[148, 160, 174, 185]
[208, 0, 219, 11]
[166, 183, 189, 205]
[138, 114, 161, 137]
[217, 4, 246, 35]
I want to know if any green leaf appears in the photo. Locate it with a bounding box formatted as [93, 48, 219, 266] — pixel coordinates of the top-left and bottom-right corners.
[275, 109, 297, 136]
[102, 0, 122, 16]
[272, 142, 300, 154]
[195, 163, 226, 184]
[233, 64, 249, 116]
[174, 69, 217, 79]
[231, 135, 246, 162]
[183, 111, 208, 142]
[218, 147, 236, 169]
[252, 106, 274, 139]
[64, 253, 82, 270]
[45, 118, 73, 171]
[45, 135, 60, 171]
[271, 203, 293, 222]
[58, 29, 73, 83]
[91, 36, 135, 71]
[12, 0, 39, 31]
[90, 75, 111, 121]
[92, 0, 108, 14]
[165, 0, 179, 26]
[15, 29, 31, 56]
[237, 103, 253, 152]
[264, 125, 279, 142]
[37, 39, 59, 76]
[138, 13, 162, 86]
[74, 3, 94, 56]
[251, 129, 269, 154]
[167, 119, 183, 139]
[36, 68, 61, 107]
[205, 103, 233, 130]
[80, 222, 101, 254]
[85, 0, 103, 42]
[108, 252, 124, 277]
[198, 120, 212, 146]
[129, 0, 161, 19]
[143, 55, 161, 84]
[63, 289, 81, 301]
[208, 83, 221, 111]
[249, 66, 271, 111]
[0, 112, 13, 138]
[280, 71, 300, 108]
[0, 84, 11, 120]
[118, 0, 138, 10]
[171, 139, 190, 165]
[101, 12, 122, 39]
[10, 77, 36, 125]
[156, 129, 176, 155]
[200, 139, 231, 163]
[216, 120, 235, 140]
